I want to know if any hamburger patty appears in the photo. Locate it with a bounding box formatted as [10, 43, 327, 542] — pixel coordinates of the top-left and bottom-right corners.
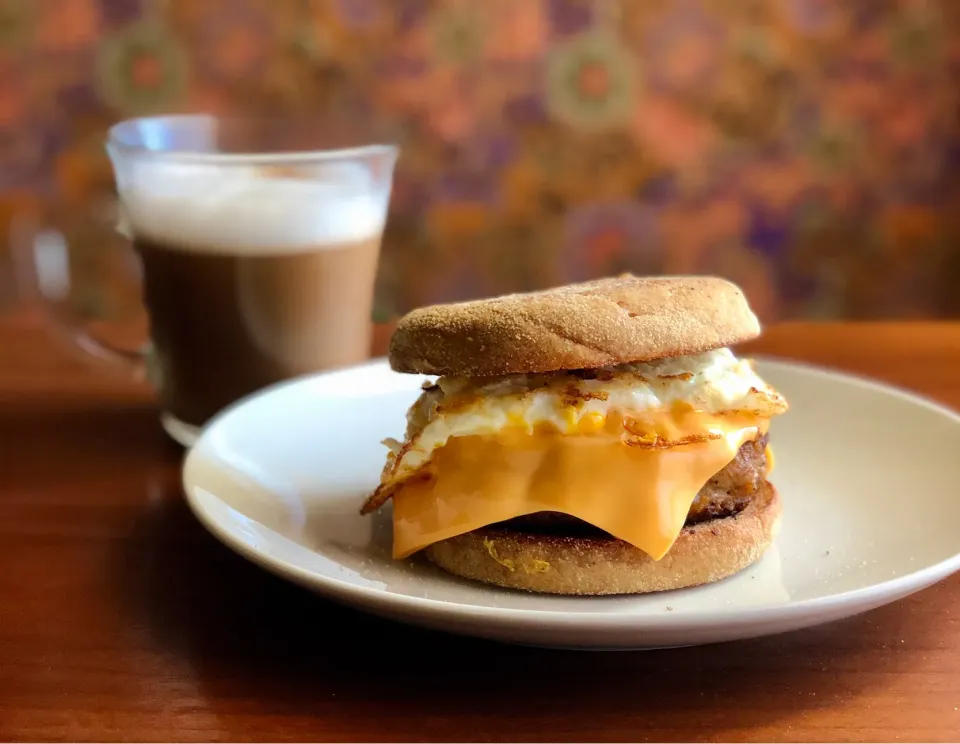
[500, 434, 769, 536]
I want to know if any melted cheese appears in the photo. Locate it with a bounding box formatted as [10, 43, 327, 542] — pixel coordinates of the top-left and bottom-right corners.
[390, 412, 767, 560]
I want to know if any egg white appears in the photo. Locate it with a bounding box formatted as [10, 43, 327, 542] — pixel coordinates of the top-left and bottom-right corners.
[384, 347, 787, 481]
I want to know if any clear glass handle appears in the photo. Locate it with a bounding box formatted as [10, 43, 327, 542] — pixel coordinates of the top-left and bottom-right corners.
[11, 206, 149, 380]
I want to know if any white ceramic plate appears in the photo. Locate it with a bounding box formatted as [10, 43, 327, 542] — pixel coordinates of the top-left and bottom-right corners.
[182, 357, 960, 649]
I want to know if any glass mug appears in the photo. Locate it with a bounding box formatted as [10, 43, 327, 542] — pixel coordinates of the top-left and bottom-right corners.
[16, 115, 398, 446]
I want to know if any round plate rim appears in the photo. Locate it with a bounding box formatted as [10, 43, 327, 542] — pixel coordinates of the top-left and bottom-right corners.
[182, 355, 960, 631]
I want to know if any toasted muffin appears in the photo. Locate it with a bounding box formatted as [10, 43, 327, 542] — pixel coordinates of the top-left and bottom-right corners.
[362, 275, 788, 595]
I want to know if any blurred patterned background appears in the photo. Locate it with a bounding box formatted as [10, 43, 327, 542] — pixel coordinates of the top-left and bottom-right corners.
[1, 0, 959, 323]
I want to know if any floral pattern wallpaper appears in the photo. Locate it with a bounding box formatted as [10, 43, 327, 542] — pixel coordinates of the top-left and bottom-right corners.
[1, 0, 959, 321]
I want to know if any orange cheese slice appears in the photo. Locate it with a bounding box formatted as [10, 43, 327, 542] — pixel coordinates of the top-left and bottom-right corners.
[390, 413, 766, 560]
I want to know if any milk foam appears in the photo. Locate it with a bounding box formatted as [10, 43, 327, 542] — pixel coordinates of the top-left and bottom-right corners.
[117, 162, 388, 254]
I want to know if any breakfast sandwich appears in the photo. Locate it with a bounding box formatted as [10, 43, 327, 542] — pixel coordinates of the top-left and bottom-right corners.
[361, 275, 789, 595]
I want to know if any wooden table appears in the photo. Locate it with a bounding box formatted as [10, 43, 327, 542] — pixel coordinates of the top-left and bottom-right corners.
[3, 315, 960, 742]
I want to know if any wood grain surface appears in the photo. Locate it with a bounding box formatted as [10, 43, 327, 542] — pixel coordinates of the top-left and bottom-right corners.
[2, 313, 960, 743]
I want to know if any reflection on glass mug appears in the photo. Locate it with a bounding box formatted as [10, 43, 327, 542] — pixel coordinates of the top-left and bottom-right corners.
[15, 115, 399, 446]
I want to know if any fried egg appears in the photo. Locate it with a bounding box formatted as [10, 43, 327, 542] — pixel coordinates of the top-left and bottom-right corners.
[382, 347, 787, 483]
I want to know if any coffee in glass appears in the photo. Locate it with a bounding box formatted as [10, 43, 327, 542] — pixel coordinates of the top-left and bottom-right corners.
[19, 115, 398, 446]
